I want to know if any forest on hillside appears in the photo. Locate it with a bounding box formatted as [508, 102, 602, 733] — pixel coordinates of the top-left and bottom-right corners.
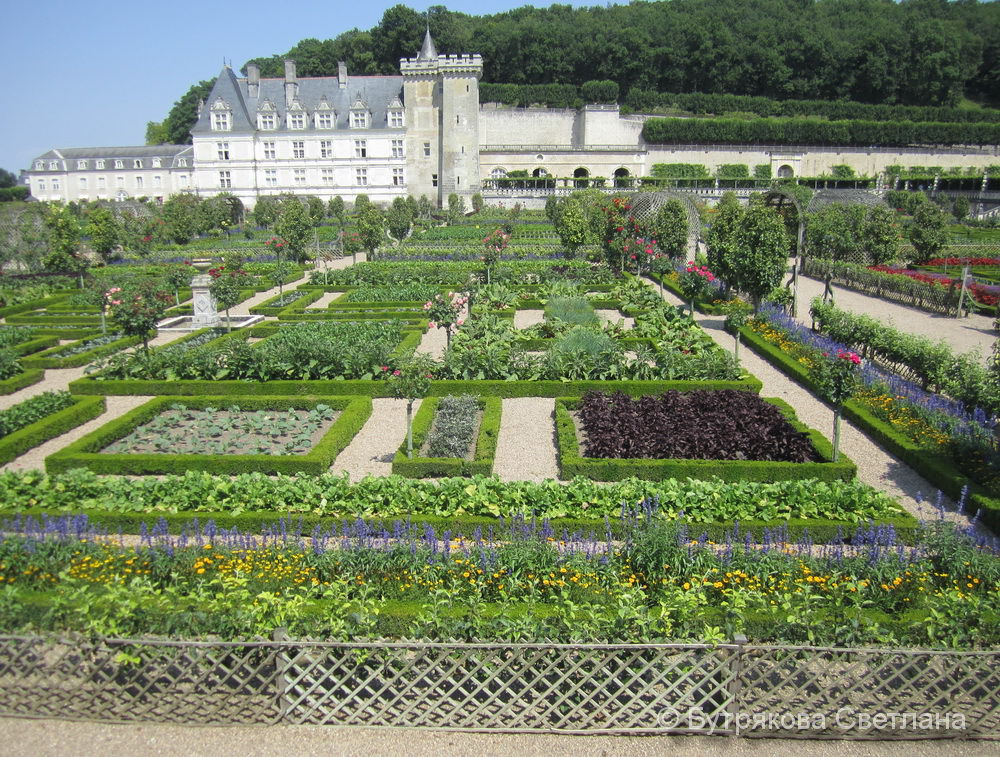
[154, 0, 1000, 144]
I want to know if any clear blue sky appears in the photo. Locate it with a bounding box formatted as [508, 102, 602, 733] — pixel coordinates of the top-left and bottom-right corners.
[1, 0, 608, 175]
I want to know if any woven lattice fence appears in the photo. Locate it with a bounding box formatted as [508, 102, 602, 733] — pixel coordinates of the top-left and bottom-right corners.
[0, 634, 996, 738]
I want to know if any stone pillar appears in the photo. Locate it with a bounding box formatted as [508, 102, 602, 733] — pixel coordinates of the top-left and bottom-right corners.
[190, 259, 220, 328]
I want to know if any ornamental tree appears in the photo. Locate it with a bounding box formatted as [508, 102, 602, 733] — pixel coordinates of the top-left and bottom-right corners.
[909, 202, 949, 264]
[424, 291, 468, 349]
[209, 265, 245, 332]
[164, 262, 193, 306]
[43, 205, 88, 286]
[481, 228, 509, 284]
[386, 196, 414, 243]
[328, 196, 347, 229]
[357, 205, 386, 257]
[810, 349, 862, 461]
[728, 205, 790, 311]
[553, 198, 591, 259]
[84, 206, 121, 262]
[106, 279, 172, 351]
[601, 196, 643, 273]
[274, 200, 312, 262]
[384, 353, 435, 459]
[649, 199, 689, 260]
[678, 262, 716, 317]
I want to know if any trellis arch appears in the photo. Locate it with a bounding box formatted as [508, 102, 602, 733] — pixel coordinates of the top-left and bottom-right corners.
[627, 191, 701, 256]
[806, 188, 888, 214]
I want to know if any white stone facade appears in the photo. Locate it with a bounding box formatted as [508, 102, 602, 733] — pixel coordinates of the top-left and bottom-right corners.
[24, 32, 1000, 208]
[25, 146, 194, 205]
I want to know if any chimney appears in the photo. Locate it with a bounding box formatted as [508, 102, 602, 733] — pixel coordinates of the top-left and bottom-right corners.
[247, 63, 259, 98]
[284, 60, 297, 107]
[338, 61, 348, 89]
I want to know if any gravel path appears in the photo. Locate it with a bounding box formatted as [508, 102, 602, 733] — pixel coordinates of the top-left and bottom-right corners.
[795, 273, 996, 360]
[4, 718, 995, 757]
[493, 397, 560, 482]
[657, 283, 986, 534]
[329, 398, 420, 479]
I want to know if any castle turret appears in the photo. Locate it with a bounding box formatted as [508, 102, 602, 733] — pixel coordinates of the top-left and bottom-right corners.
[401, 30, 482, 207]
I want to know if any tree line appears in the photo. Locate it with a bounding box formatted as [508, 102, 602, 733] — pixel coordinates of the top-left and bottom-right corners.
[152, 0, 1000, 146]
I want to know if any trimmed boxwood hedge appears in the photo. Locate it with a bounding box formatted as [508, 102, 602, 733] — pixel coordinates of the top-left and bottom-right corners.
[12, 335, 62, 356]
[0, 294, 71, 319]
[45, 395, 372, 476]
[5, 314, 102, 326]
[67, 375, 762, 398]
[0, 369, 44, 395]
[21, 333, 144, 369]
[555, 395, 855, 483]
[0, 396, 105, 465]
[392, 395, 502, 478]
[738, 324, 1000, 533]
[0, 506, 921, 544]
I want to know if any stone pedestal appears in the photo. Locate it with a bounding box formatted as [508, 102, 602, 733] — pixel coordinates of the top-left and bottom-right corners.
[189, 259, 221, 328]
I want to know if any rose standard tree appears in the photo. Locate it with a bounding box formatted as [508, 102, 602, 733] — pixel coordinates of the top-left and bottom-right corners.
[208, 265, 247, 332]
[810, 349, 862, 462]
[424, 291, 468, 349]
[106, 280, 173, 352]
[384, 353, 435, 459]
[481, 228, 509, 284]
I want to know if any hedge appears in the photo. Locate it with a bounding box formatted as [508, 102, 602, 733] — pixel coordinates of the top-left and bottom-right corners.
[0, 506, 921, 545]
[0, 369, 44, 395]
[45, 395, 372, 477]
[0, 295, 71, 319]
[625, 89, 1000, 125]
[738, 324, 1000, 533]
[67, 375, 762, 399]
[12, 335, 62, 356]
[392, 396, 502, 478]
[20, 334, 144, 370]
[641, 117, 1000, 148]
[0, 396, 105, 465]
[554, 396, 855, 483]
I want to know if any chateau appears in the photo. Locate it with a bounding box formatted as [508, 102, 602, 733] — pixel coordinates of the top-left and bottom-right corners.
[25, 30, 1000, 208]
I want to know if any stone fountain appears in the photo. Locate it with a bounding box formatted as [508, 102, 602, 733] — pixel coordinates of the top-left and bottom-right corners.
[157, 258, 264, 332]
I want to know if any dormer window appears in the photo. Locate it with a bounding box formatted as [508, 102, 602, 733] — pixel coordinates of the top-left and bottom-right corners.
[34, 160, 43, 170]
[48, 161, 58, 170]
[210, 98, 232, 131]
[289, 112, 305, 130]
[77, 160, 88, 170]
[257, 99, 277, 131]
[387, 96, 404, 128]
[114, 160, 124, 169]
[349, 96, 370, 129]
[96, 160, 105, 169]
[152, 158, 161, 168]
[316, 111, 333, 129]
[177, 158, 187, 167]
[133, 159, 143, 169]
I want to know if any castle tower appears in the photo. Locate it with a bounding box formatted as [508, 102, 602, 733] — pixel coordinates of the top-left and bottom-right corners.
[401, 29, 482, 207]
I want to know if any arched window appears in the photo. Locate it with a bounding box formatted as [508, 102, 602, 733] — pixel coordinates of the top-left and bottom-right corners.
[490, 167, 507, 179]
[613, 167, 630, 188]
[532, 167, 548, 178]
[777, 165, 794, 178]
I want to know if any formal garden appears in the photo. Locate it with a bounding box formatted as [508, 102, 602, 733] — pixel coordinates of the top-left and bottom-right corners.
[0, 188, 998, 735]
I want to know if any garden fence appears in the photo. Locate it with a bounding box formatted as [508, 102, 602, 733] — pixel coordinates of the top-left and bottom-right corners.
[0, 633, 995, 738]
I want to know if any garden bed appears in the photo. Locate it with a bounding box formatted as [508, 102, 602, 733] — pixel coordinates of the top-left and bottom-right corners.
[555, 391, 855, 482]
[0, 394, 106, 465]
[738, 323, 1000, 533]
[45, 396, 371, 476]
[392, 395, 501, 478]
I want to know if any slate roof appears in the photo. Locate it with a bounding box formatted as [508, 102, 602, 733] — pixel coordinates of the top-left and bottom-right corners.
[30, 145, 193, 170]
[191, 65, 405, 135]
